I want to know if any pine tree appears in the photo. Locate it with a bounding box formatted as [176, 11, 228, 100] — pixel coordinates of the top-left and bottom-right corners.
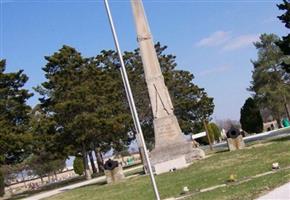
[277, 0, 290, 73]
[36, 43, 214, 174]
[249, 34, 290, 122]
[96, 43, 214, 148]
[30, 105, 65, 160]
[0, 60, 33, 196]
[36, 46, 131, 178]
[122, 43, 214, 145]
[154, 43, 214, 134]
[28, 106, 66, 180]
[27, 153, 65, 182]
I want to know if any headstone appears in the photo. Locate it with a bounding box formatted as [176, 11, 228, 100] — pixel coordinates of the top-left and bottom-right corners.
[226, 126, 245, 151]
[104, 159, 124, 184]
[130, 0, 205, 174]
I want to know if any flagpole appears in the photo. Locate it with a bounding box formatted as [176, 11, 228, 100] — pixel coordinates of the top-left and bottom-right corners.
[103, 1, 161, 200]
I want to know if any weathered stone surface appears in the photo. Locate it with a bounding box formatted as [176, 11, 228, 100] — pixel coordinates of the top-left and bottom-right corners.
[149, 111, 205, 170]
[154, 156, 187, 175]
[104, 166, 124, 184]
[227, 135, 245, 151]
[150, 115, 205, 165]
[131, 0, 205, 174]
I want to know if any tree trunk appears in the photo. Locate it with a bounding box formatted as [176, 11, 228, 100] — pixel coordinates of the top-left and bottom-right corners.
[48, 174, 51, 182]
[88, 151, 97, 174]
[204, 120, 213, 151]
[82, 143, 92, 180]
[283, 94, 290, 120]
[53, 170, 58, 181]
[136, 133, 148, 174]
[138, 146, 148, 174]
[40, 175, 44, 184]
[21, 171, 27, 188]
[94, 149, 104, 173]
[0, 170, 5, 197]
[277, 117, 282, 128]
[284, 103, 290, 120]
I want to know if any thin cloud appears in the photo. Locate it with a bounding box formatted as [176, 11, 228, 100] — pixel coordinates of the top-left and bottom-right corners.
[196, 31, 259, 51]
[222, 34, 259, 51]
[198, 65, 231, 77]
[196, 31, 231, 47]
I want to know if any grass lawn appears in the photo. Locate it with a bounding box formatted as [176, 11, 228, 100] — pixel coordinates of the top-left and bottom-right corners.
[46, 136, 290, 200]
[7, 164, 143, 200]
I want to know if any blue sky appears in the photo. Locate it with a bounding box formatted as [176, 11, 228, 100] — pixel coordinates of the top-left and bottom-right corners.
[1, 0, 288, 122]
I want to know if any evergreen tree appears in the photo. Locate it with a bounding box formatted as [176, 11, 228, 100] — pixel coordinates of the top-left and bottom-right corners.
[36, 43, 214, 174]
[35, 46, 94, 179]
[249, 34, 290, 122]
[30, 105, 66, 161]
[240, 98, 263, 134]
[27, 153, 65, 182]
[0, 60, 33, 165]
[36, 46, 131, 179]
[122, 43, 214, 146]
[95, 43, 214, 148]
[0, 60, 32, 196]
[25, 105, 66, 182]
[277, 0, 290, 73]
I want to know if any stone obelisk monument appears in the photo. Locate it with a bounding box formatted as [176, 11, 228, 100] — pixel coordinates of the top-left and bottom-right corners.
[130, 0, 204, 174]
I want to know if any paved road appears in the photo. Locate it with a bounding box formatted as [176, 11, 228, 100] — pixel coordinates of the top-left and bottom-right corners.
[22, 165, 143, 200]
[202, 127, 290, 150]
[257, 182, 290, 200]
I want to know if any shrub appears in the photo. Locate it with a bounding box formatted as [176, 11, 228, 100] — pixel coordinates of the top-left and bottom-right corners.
[73, 156, 84, 176]
[197, 122, 221, 145]
[208, 122, 221, 141]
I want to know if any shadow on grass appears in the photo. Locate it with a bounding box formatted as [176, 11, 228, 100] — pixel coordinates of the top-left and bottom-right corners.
[125, 169, 145, 177]
[212, 149, 229, 154]
[77, 180, 107, 189]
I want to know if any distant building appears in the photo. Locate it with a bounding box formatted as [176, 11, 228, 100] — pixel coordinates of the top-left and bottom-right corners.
[263, 120, 279, 132]
[260, 105, 290, 131]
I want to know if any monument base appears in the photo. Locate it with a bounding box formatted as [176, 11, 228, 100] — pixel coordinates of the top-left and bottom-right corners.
[154, 156, 188, 174]
[150, 115, 205, 174]
[104, 166, 124, 184]
[227, 135, 245, 151]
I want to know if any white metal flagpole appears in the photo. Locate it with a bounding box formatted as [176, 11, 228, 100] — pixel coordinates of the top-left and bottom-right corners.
[103, 1, 161, 200]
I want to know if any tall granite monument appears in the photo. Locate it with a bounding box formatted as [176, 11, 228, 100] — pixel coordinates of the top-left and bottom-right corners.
[130, 0, 205, 174]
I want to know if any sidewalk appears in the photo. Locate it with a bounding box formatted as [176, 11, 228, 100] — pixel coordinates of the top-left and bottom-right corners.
[257, 182, 290, 200]
[22, 165, 142, 200]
